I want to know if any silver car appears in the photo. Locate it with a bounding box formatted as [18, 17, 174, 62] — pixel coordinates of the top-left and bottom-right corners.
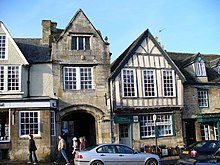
[74, 143, 160, 165]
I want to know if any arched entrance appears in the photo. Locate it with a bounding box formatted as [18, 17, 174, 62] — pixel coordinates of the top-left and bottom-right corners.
[61, 111, 96, 154]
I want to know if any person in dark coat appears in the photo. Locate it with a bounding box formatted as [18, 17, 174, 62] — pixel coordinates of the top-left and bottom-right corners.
[27, 134, 38, 164]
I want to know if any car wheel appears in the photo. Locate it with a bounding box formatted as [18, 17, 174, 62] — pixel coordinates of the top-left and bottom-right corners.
[90, 160, 104, 165]
[145, 158, 158, 165]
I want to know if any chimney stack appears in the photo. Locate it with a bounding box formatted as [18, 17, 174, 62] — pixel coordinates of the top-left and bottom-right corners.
[42, 20, 57, 45]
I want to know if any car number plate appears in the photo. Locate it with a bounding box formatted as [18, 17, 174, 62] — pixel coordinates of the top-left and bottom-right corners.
[182, 151, 189, 154]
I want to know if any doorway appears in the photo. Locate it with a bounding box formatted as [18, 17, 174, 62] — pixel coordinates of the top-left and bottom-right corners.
[61, 112, 96, 154]
[119, 124, 131, 147]
[185, 120, 196, 146]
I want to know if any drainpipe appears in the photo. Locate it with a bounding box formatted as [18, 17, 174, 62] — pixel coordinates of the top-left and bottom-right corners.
[108, 77, 114, 143]
[27, 65, 31, 98]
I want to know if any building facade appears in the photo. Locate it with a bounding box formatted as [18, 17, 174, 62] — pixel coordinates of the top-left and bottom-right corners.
[110, 30, 186, 150]
[168, 52, 220, 146]
[0, 22, 56, 160]
[46, 9, 112, 155]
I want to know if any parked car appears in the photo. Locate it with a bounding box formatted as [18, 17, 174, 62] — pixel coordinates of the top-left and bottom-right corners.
[180, 140, 220, 159]
[74, 143, 160, 165]
[178, 141, 220, 165]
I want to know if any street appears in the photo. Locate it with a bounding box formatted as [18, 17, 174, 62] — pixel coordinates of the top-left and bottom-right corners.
[0, 157, 179, 165]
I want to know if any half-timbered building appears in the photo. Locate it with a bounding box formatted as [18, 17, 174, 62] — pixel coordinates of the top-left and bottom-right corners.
[110, 29, 186, 149]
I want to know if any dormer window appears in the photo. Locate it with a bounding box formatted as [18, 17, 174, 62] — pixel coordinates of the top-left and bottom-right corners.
[0, 35, 6, 59]
[71, 36, 90, 50]
[195, 62, 206, 76]
[217, 65, 220, 75]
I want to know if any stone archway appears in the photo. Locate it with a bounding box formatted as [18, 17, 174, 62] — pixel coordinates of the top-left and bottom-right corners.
[57, 104, 105, 154]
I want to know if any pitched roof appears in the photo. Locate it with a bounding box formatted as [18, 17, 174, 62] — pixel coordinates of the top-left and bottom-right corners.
[111, 29, 185, 82]
[167, 52, 220, 83]
[14, 38, 51, 64]
[57, 9, 105, 43]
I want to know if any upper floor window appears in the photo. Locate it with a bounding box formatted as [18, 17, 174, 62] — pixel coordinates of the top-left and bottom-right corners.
[143, 69, 157, 97]
[0, 35, 6, 59]
[19, 111, 40, 137]
[0, 65, 20, 92]
[71, 36, 90, 50]
[198, 89, 208, 107]
[195, 62, 206, 76]
[162, 70, 175, 97]
[64, 66, 92, 90]
[121, 69, 137, 97]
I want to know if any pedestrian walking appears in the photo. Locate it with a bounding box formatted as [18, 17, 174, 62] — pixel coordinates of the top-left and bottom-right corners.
[72, 137, 79, 159]
[27, 134, 38, 164]
[54, 135, 70, 165]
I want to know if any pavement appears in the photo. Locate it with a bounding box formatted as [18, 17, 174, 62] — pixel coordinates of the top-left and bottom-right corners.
[0, 156, 180, 165]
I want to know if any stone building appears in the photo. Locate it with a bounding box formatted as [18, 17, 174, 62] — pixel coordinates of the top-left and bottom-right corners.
[110, 29, 186, 150]
[0, 21, 56, 160]
[168, 52, 220, 146]
[43, 9, 112, 153]
[0, 9, 111, 161]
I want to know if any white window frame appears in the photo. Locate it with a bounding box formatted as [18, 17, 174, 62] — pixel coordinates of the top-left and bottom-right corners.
[142, 69, 157, 97]
[157, 114, 173, 137]
[214, 125, 219, 140]
[198, 89, 209, 107]
[140, 115, 155, 138]
[0, 65, 21, 92]
[162, 70, 176, 97]
[63, 66, 93, 90]
[121, 68, 137, 97]
[51, 111, 56, 136]
[19, 111, 40, 138]
[0, 34, 8, 60]
[140, 114, 173, 138]
[71, 35, 91, 50]
[195, 62, 206, 76]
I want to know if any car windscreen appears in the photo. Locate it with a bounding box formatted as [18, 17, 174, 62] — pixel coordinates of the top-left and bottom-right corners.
[188, 141, 207, 148]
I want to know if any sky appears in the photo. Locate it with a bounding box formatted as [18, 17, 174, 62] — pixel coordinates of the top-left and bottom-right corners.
[1, 0, 220, 61]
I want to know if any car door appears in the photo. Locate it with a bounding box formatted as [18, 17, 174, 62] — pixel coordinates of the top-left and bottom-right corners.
[115, 145, 142, 165]
[96, 145, 119, 165]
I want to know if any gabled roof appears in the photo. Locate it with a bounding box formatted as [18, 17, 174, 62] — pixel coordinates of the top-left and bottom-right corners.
[167, 52, 220, 83]
[179, 52, 207, 68]
[15, 38, 51, 64]
[111, 29, 186, 82]
[57, 9, 105, 43]
[0, 21, 29, 65]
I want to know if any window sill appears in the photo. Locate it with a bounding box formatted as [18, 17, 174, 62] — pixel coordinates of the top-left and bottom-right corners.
[0, 91, 24, 95]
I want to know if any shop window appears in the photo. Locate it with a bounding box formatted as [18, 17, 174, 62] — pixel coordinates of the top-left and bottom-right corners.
[214, 125, 219, 140]
[140, 114, 173, 138]
[19, 111, 40, 137]
[0, 111, 9, 142]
